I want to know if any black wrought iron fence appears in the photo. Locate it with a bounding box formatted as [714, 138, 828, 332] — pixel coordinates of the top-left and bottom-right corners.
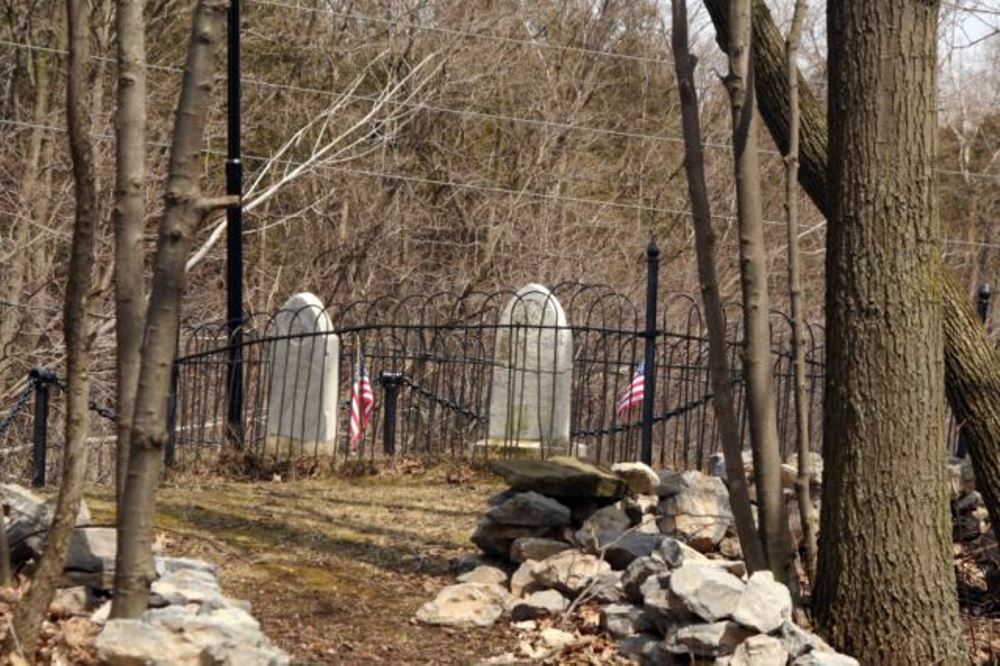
[169, 282, 827, 471]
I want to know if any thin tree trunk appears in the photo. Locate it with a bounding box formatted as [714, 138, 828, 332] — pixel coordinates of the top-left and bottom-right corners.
[6, 0, 98, 656]
[783, 0, 817, 584]
[704, 0, 1000, 550]
[111, 0, 233, 619]
[723, 0, 793, 583]
[669, 0, 766, 575]
[113, 0, 148, 511]
[814, 1, 967, 661]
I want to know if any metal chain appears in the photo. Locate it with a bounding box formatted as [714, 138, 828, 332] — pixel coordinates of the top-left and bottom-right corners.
[398, 375, 485, 423]
[50, 376, 119, 423]
[0, 381, 37, 437]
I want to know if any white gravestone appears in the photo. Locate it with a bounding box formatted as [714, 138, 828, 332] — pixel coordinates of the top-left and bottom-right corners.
[480, 284, 578, 456]
[265, 292, 340, 457]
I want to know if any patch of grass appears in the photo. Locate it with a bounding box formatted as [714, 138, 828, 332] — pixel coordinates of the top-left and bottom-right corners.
[84, 465, 512, 664]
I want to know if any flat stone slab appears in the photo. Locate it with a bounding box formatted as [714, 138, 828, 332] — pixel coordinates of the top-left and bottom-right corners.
[491, 456, 626, 500]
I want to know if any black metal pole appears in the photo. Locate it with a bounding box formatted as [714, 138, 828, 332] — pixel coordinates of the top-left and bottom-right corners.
[641, 240, 660, 466]
[380, 372, 403, 456]
[225, 0, 245, 447]
[165, 362, 179, 467]
[956, 283, 991, 458]
[30, 369, 55, 487]
[977, 283, 991, 323]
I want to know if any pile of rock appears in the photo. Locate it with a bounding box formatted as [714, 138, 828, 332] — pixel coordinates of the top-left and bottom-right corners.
[949, 456, 991, 541]
[415, 456, 855, 664]
[1, 484, 288, 665]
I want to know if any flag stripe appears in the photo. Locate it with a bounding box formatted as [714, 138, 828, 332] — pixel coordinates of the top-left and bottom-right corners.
[616, 361, 646, 420]
[350, 354, 375, 450]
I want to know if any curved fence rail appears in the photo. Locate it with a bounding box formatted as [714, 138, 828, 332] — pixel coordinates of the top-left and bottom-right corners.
[170, 285, 827, 471]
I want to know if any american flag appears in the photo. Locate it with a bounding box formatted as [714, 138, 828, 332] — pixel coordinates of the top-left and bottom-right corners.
[616, 360, 645, 420]
[349, 352, 375, 450]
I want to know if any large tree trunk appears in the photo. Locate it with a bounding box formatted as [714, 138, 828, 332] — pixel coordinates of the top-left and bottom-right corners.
[703, 0, 1000, 550]
[113, 0, 148, 511]
[111, 0, 232, 619]
[723, 0, 794, 583]
[782, 0, 817, 584]
[814, 1, 967, 661]
[6, 0, 98, 656]
[669, 0, 767, 575]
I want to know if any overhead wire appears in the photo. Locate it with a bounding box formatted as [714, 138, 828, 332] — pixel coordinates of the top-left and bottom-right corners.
[2, 38, 997, 180]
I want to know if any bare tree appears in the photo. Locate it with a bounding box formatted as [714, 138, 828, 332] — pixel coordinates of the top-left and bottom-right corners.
[111, 0, 234, 619]
[5, 0, 98, 655]
[112, 0, 147, 509]
[723, 0, 793, 582]
[668, 0, 765, 575]
[783, 0, 817, 583]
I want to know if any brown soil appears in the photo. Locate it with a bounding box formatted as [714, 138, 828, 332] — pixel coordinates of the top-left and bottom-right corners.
[86, 464, 521, 665]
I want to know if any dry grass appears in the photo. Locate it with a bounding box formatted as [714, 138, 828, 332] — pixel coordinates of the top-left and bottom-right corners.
[86, 463, 518, 665]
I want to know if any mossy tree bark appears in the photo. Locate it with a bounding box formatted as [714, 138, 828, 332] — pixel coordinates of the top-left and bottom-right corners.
[817, 1, 965, 661]
[704, 0, 1000, 550]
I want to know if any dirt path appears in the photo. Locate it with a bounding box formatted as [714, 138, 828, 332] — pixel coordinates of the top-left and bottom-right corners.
[87, 468, 520, 665]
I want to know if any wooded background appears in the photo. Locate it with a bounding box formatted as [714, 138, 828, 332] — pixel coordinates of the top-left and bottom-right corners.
[1, 0, 997, 403]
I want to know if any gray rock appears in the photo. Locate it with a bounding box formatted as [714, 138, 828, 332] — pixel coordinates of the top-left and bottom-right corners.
[730, 634, 788, 666]
[510, 537, 572, 563]
[150, 567, 223, 606]
[453, 552, 485, 574]
[66, 526, 117, 573]
[718, 536, 743, 560]
[96, 619, 203, 665]
[510, 589, 568, 620]
[156, 556, 221, 579]
[669, 563, 746, 622]
[732, 571, 792, 633]
[619, 633, 660, 663]
[588, 571, 625, 603]
[624, 493, 659, 518]
[611, 462, 660, 495]
[622, 556, 668, 603]
[605, 532, 664, 570]
[510, 560, 541, 598]
[600, 603, 653, 638]
[948, 456, 976, 501]
[669, 621, 754, 657]
[956, 490, 984, 513]
[531, 549, 612, 596]
[3, 484, 90, 561]
[491, 457, 626, 500]
[457, 564, 509, 586]
[792, 653, 860, 666]
[471, 519, 549, 557]
[574, 505, 630, 551]
[640, 575, 694, 632]
[415, 583, 511, 628]
[654, 537, 690, 568]
[779, 620, 835, 658]
[487, 489, 519, 506]
[485, 491, 572, 527]
[658, 471, 733, 552]
[49, 586, 94, 616]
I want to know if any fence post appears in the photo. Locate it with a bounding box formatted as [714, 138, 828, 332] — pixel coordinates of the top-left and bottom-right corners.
[977, 283, 991, 323]
[380, 372, 403, 456]
[165, 362, 179, 468]
[30, 368, 55, 487]
[641, 240, 660, 466]
[956, 283, 992, 458]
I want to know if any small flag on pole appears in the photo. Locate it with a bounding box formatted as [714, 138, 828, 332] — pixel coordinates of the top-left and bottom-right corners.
[616, 360, 646, 420]
[350, 351, 375, 451]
